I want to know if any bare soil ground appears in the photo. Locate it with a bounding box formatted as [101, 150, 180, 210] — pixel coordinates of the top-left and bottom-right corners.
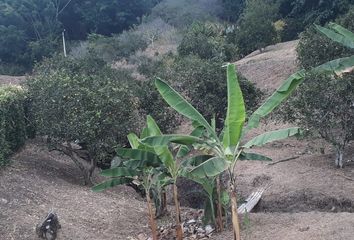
[0, 75, 26, 86]
[1, 40, 354, 239]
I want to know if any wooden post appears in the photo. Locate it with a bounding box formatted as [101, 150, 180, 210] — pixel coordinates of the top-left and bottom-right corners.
[62, 29, 67, 57]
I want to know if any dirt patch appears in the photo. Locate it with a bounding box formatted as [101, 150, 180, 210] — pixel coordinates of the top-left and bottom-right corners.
[235, 40, 299, 93]
[0, 139, 149, 240]
[0, 75, 26, 86]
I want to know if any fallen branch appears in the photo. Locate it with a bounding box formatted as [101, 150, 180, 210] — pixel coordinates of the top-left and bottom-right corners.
[336, 173, 354, 182]
[237, 187, 265, 214]
[267, 156, 299, 166]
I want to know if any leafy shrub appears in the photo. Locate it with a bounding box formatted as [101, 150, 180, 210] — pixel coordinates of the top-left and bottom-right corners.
[0, 86, 26, 166]
[27, 54, 142, 182]
[178, 22, 239, 61]
[139, 55, 263, 128]
[87, 31, 149, 62]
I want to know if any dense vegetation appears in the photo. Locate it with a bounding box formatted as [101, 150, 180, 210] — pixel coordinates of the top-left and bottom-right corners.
[0, 86, 26, 166]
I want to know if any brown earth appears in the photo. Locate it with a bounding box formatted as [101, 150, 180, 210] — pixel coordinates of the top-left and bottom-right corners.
[1, 40, 354, 240]
[0, 75, 26, 86]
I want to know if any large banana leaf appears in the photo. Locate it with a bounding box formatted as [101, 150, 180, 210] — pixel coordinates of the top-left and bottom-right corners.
[92, 178, 131, 192]
[222, 64, 246, 149]
[189, 157, 230, 178]
[247, 70, 306, 129]
[243, 127, 301, 148]
[101, 167, 139, 177]
[315, 24, 354, 49]
[312, 55, 354, 76]
[117, 148, 161, 167]
[142, 134, 203, 146]
[153, 145, 175, 173]
[239, 152, 272, 161]
[247, 55, 354, 130]
[155, 78, 217, 139]
[177, 126, 205, 158]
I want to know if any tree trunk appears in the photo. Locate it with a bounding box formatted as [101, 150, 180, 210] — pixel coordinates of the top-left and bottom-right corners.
[216, 177, 224, 232]
[230, 184, 241, 240]
[146, 193, 158, 240]
[335, 148, 344, 168]
[173, 184, 183, 240]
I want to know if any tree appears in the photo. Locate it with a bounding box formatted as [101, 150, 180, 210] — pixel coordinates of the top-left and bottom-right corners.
[281, 23, 354, 167]
[27, 54, 141, 184]
[220, 0, 245, 22]
[231, 0, 278, 56]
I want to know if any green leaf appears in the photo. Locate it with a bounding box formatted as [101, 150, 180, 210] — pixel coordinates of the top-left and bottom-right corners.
[180, 155, 214, 169]
[155, 78, 217, 139]
[315, 24, 354, 49]
[146, 115, 162, 136]
[117, 148, 161, 167]
[247, 69, 306, 130]
[176, 126, 205, 158]
[243, 127, 301, 148]
[312, 55, 354, 76]
[92, 178, 131, 192]
[153, 145, 175, 173]
[247, 55, 354, 130]
[223, 64, 246, 149]
[239, 152, 272, 161]
[189, 157, 230, 178]
[127, 133, 140, 149]
[328, 23, 354, 40]
[142, 134, 203, 146]
[101, 167, 139, 177]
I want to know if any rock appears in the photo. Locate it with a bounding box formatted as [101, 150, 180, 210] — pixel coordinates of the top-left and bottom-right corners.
[205, 225, 214, 235]
[0, 198, 8, 204]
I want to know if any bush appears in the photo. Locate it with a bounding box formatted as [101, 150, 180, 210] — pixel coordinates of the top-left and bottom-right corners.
[27, 54, 142, 183]
[0, 86, 26, 166]
[178, 22, 239, 61]
[87, 31, 148, 62]
[139, 55, 263, 129]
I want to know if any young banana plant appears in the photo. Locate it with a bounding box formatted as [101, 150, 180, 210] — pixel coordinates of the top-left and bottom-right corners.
[92, 116, 173, 240]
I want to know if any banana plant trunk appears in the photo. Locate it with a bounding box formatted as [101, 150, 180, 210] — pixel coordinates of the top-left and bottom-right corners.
[173, 184, 183, 240]
[230, 183, 241, 240]
[216, 177, 224, 232]
[146, 193, 158, 240]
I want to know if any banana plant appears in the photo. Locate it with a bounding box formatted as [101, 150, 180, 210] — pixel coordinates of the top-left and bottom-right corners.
[142, 44, 354, 238]
[92, 116, 173, 240]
